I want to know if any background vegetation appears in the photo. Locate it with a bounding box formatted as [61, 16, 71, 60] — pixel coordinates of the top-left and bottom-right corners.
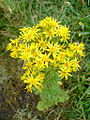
[0, 0, 90, 120]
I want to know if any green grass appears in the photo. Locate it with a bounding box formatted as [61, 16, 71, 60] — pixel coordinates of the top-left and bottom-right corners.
[0, 0, 90, 120]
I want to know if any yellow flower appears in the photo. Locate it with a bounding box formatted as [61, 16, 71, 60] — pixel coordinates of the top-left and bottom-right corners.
[79, 22, 82, 26]
[61, 59, 72, 70]
[71, 57, 81, 71]
[24, 70, 30, 76]
[61, 34, 70, 43]
[19, 51, 31, 60]
[10, 38, 19, 44]
[18, 43, 25, 51]
[66, 48, 74, 57]
[79, 42, 84, 50]
[49, 18, 60, 28]
[39, 38, 47, 51]
[35, 59, 45, 70]
[19, 27, 30, 32]
[47, 42, 59, 57]
[60, 26, 70, 42]
[37, 73, 44, 82]
[7, 43, 13, 50]
[68, 43, 75, 51]
[22, 61, 32, 70]
[78, 33, 81, 36]
[7, 16, 85, 92]
[24, 75, 43, 92]
[55, 27, 62, 36]
[43, 29, 55, 40]
[59, 44, 65, 51]
[58, 52, 66, 59]
[52, 54, 58, 65]
[58, 68, 72, 80]
[11, 45, 19, 52]
[10, 51, 18, 58]
[20, 75, 26, 80]
[41, 53, 50, 68]
[32, 49, 41, 58]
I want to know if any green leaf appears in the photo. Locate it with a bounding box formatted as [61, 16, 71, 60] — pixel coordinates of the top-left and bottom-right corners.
[37, 71, 69, 111]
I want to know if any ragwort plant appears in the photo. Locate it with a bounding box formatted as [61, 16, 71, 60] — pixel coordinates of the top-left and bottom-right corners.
[7, 17, 85, 111]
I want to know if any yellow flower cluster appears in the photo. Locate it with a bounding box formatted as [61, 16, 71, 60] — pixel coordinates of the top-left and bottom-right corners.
[7, 17, 84, 92]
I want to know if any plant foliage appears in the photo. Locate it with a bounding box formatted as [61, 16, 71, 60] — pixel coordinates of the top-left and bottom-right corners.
[37, 68, 69, 111]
